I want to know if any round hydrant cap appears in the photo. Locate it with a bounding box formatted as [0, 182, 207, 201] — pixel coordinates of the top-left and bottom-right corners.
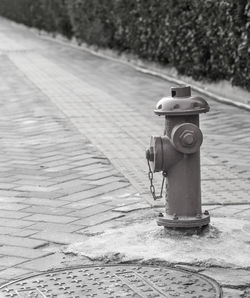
[154, 86, 210, 116]
[171, 123, 203, 154]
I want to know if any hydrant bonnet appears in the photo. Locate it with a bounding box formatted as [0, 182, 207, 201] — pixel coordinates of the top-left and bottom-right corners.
[154, 86, 210, 116]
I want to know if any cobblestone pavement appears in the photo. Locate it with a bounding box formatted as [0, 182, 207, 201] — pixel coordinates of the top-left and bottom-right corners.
[0, 18, 250, 296]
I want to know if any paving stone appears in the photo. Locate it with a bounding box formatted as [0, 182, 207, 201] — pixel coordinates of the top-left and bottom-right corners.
[202, 191, 250, 205]
[0, 246, 51, 259]
[0, 177, 19, 184]
[60, 182, 130, 201]
[68, 153, 93, 161]
[79, 165, 112, 176]
[0, 210, 31, 219]
[0, 256, 28, 267]
[104, 196, 142, 207]
[11, 229, 39, 237]
[0, 235, 47, 249]
[21, 198, 67, 207]
[73, 211, 125, 226]
[17, 190, 65, 200]
[31, 231, 84, 244]
[82, 170, 121, 181]
[88, 176, 123, 186]
[42, 170, 79, 178]
[48, 173, 82, 184]
[200, 205, 222, 214]
[201, 166, 242, 180]
[112, 202, 150, 213]
[0, 190, 21, 197]
[12, 180, 53, 188]
[28, 222, 82, 233]
[57, 190, 94, 202]
[0, 203, 28, 211]
[0, 227, 38, 237]
[213, 205, 250, 217]
[18, 253, 65, 271]
[14, 174, 49, 181]
[0, 219, 34, 229]
[0, 183, 18, 189]
[49, 179, 91, 190]
[0, 267, 32, 280]
[202, 268, 250, 287]
[24, 214, 79, 224]
[44, 165, 75, 172]
[68, 204, 114, 218]
[202, 179, 250, 194]
[21, 205, 74, 216]
[41, 160, 72, 168]
[14, 185, 60, 192]
[76, 220, 124, 235]
[64, 197, 113, 209]
[234, 208, 250, 219]
[57, 183, 95, 195]
[0, 227, 25, 236]
[68, 158, 103, 169]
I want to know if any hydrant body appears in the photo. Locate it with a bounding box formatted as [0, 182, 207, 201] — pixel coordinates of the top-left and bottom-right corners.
[147, 86, 210, 228]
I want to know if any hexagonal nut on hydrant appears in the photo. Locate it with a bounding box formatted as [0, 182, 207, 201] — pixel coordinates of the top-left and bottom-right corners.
[179, 130, 197, 147]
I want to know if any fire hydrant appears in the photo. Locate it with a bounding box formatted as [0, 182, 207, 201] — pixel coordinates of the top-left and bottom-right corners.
[146, 86, 210, 228]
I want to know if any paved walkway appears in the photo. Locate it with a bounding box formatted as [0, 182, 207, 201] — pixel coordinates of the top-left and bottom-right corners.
[0, 18, 250, 296]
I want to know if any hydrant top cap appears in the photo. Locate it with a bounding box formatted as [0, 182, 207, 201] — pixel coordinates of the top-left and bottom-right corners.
[154, 86, 210, 116]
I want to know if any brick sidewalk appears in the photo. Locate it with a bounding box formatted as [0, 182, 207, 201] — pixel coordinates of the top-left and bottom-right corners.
[0, 18, 250, 296]
[0, 52, 147, 284]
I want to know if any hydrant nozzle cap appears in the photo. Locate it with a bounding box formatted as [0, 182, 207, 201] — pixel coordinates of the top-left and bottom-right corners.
[154, 85, 210, 116]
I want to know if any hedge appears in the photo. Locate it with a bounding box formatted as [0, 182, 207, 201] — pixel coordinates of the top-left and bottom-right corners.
[0, 0, 73, 38]
[0, 0, 249, 91]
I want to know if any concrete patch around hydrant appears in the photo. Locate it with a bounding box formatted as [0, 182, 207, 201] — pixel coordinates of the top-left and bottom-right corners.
[65, 216, 250, 268]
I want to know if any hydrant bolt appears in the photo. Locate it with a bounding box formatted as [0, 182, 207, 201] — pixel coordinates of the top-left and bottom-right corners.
[183, 134, 194, 145]
[173, 213, 178, 220]
[179, 130, 196, 147]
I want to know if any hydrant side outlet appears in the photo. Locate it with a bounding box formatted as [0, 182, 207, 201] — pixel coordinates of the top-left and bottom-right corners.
[147, 86, 210, 229]
[171, 123, 203, 154]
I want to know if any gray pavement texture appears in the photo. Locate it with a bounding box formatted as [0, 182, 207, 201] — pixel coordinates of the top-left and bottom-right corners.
[0, 17, 250, 297]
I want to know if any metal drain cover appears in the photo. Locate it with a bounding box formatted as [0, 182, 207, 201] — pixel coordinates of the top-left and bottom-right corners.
[0, 265, 221, 297]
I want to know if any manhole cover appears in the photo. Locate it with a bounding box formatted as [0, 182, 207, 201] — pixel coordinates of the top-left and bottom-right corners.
[0, 265, 222, 297]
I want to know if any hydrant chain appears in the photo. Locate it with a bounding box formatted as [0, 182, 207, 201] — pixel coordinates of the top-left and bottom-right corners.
[147, 158, 167, 200]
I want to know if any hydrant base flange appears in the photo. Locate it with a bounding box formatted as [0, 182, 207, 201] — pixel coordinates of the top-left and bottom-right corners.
[157, 214, 210, 228]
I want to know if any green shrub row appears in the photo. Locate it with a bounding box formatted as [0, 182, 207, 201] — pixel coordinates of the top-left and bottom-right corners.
[0, 0, 249, 91]
[0, 0, 73, 38]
